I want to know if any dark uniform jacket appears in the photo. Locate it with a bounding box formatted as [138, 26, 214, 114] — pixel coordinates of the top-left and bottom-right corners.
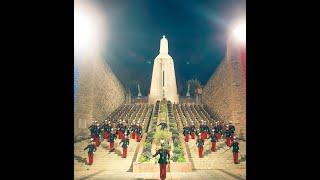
[153, 148, 170, 164]
[183, 127, 190, 136]
[84, 144, 96, 154]
[224, 129, 232, 138]
[231, 141, 239, 153]
[210, 133, 217, 142]
[190, 125, 195, 132]
[120, 138, 129, 148]
[229, 125, 235, 134]
[196, 139, 204, 147]
[200, 125, 206, 132]
[101, 124, 112, 132]
[135, 126, 142, 135]
[109, 133, 117, 142]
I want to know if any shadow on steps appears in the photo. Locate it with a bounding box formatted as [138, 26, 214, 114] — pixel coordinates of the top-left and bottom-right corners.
[74, 155, 88, 165]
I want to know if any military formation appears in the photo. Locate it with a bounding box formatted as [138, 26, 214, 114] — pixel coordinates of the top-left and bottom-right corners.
[183, 120, 240, 164]
[84, 119, 143, 165]
[81, 103, 241, 180]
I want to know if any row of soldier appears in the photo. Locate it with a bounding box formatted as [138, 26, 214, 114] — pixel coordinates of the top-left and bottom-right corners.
[183, 120, 240, 164]
[83, 119, 143, 165]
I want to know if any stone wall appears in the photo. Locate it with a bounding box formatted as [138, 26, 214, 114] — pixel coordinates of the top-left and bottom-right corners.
[202, 38, 246, 139]
[74, 53, 126, 136]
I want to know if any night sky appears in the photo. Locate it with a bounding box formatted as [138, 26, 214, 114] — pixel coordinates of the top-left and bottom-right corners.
[90, 0, 246, 96]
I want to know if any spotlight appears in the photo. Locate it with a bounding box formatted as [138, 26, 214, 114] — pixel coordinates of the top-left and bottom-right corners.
[232, 22, 246, 43]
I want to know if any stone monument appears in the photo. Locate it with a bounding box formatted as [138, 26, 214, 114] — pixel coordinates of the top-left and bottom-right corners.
[149, 35, 179, 104]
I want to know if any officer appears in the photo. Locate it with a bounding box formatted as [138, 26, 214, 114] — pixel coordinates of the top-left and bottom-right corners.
[231, 136, 240, 164]
[153, 139, 170, 180]
[119, 135, 130, 158]
[83, 138, 96, 165]
[196, 133, 204, 158]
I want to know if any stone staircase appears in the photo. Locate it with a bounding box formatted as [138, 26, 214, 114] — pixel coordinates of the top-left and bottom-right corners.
[186, 138, 246, 170]
[74, 138, 140, 174]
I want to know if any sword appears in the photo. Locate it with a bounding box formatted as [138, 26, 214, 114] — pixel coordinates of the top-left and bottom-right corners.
[222, 147, 231, 154]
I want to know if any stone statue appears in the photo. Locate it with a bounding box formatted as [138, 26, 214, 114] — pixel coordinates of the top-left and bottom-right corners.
[137, 84, 142, 97]
[186, 83, 190, 98]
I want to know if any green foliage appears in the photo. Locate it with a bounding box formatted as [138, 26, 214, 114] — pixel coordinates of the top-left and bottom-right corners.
[144, 142, 152, 149]
[177, 155, 186, 162]
[171, 128, 179, 135]
[171, 154, 179, 162]
[154, 130, 170, 144]
[146, 132, 155, 143]
[173, 146, 183, 154]
[139, 152, 152, 162]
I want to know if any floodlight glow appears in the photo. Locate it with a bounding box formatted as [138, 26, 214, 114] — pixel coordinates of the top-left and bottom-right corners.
[232, 22, 246, 43]
[74, 1, 106, 58]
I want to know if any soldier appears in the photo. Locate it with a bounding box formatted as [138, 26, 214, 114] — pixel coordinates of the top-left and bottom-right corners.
[84, 138, 96, 165]
[88, 121, 97, 139]
[153, 140, 170, 180]
[209, 129, 217, 152]
[119, 135, 130, 158]
[135, 122, 142, 142]
[229, 121, 236, 139]
[116, 121, 122, 139]
[214, 121, 223, 140]
[199, 120, 206, 140]
[125, 125, 131, 137]
[158, 121, 167, 130]
[190, 121, 196, 139]
[196, 133, 204, 158]
[183, 123, 190, 142]
[101, 120, 112, 142]
[131, 122, 136, 139]
[109, 128, 117, 152]
[204, 121, 210, 139]
[231, 136, 240, 164]
[119, 121, 127, 140]
[93, 123, 101, 147]
[224, 127, 232, 147]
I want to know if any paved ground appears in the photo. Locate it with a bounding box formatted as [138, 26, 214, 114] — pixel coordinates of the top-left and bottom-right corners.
[75, 169, 246, 180]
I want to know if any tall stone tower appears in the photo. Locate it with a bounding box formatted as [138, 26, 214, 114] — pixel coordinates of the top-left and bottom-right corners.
[149, 35, 179, 104]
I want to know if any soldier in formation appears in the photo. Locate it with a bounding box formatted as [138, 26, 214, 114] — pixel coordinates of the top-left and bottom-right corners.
[224, 127, 232, 147]
[183, 123, 190, 142]
[135, 122, 142, 142]
[214, 121, 223, 141]
[101, 120, 112, 142]
[109, 128, 117, 152]
[190, 121, 196, 139]
[130, 121, 136, 139]
[209, 129, 217, 152]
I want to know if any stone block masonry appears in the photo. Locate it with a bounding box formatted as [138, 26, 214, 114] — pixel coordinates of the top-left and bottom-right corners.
[74, 53, 126, 137]
[202, 38, 246, 139]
